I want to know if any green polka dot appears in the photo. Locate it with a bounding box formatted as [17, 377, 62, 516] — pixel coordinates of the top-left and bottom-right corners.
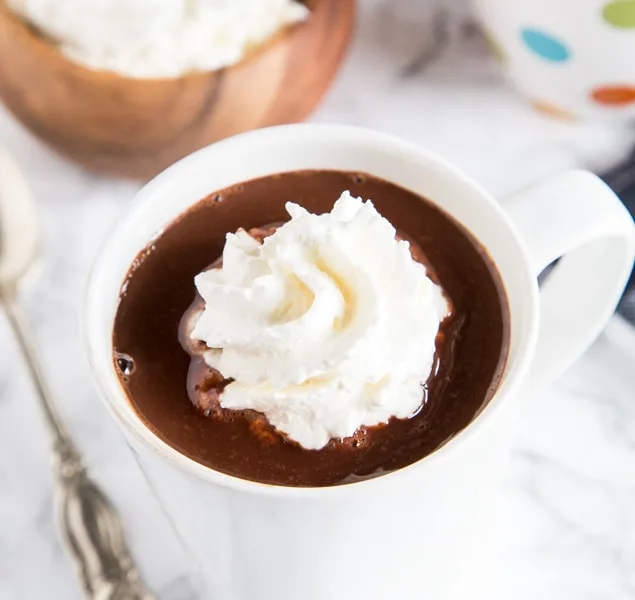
[483, 30, 506, 62]
[602, 1, 635, 28]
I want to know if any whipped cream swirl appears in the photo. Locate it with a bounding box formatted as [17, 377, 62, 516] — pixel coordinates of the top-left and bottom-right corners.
[191, 192, 449, 450]
[7, 0, 308, 78]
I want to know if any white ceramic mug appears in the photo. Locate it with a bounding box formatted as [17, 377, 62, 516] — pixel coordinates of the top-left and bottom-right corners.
[84, 125, 635, 600]
[474, 0, 635, 120]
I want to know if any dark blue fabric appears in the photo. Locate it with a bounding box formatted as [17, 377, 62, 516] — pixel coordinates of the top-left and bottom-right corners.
[601, 152, 635, 325]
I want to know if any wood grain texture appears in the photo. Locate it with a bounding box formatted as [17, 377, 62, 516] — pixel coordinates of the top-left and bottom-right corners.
[0, 0, 355, 179]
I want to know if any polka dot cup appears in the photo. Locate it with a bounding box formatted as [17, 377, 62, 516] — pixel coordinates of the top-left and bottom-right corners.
[474, 0, 635, 121]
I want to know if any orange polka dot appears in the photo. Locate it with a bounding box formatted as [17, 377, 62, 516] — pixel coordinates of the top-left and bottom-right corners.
[531, 100, 578, 120]
[591, 85, 635, 105]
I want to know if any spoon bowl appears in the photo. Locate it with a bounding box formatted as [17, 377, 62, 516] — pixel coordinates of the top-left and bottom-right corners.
[0, 148, 38, 290]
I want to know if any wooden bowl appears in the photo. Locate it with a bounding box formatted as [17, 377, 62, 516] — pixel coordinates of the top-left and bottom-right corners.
[0, 0, 355, 179]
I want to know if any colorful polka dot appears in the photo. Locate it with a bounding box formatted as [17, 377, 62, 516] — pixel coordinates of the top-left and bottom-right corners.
[591, 85, 635, 105]
[602, 1, 635, 28]
[531, 100, 578, 121]
[520, 28, 571, 62]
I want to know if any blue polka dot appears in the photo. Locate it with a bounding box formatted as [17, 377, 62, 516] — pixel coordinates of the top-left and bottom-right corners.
[520, 28, 570, 62]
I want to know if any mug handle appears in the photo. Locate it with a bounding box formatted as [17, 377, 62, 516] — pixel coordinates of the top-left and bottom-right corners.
[504, 170, 635, 389]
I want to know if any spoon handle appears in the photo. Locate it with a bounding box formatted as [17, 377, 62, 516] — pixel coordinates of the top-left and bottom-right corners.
[1, 288, 71, 447]
[1, 290, 156, 600]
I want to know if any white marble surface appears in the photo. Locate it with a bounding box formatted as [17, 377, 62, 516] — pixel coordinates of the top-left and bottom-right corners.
[1, 1, 635, 598]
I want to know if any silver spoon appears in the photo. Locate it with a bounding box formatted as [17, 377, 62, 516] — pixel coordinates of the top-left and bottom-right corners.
[0, 148, 156, 600]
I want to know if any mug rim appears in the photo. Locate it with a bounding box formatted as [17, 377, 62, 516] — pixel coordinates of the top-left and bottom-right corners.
[83, 124, 540, 498]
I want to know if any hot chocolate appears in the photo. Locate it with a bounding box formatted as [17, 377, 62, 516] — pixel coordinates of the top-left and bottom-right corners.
[112, 170, 509, 487]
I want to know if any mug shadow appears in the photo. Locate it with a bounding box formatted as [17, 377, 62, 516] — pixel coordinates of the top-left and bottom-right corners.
[350, 0, 501, 83]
